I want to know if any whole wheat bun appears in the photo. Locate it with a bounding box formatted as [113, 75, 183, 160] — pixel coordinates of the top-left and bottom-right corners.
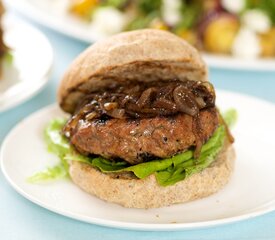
[69, 142, 235, 209]
[58, 29, 208, 113]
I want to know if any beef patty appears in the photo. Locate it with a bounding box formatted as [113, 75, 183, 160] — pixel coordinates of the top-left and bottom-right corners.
[69, 107, 219, 164]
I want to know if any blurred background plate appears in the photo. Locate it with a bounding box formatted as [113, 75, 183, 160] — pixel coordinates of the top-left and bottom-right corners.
[6, 0, 275, 71]
[5, 0, 105, 42]
[0, 14, 53, 112]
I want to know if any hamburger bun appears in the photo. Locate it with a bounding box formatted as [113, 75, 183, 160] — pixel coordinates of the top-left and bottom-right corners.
[58, 29, 208, 113]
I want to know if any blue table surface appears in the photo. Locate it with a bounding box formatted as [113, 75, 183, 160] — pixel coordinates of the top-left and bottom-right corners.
[1, 14, 275, 240]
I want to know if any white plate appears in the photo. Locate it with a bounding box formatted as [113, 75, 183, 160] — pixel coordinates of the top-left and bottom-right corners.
[0, 14, 53, 112]
[6, 0, 275, 71]
[1, 90, 275, 231]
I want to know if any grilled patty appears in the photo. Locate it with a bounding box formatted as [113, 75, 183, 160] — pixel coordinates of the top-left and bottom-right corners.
[69, 107, 219, 164]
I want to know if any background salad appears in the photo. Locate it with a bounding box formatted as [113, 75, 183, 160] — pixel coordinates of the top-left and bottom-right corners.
[66, 0, 275, 59]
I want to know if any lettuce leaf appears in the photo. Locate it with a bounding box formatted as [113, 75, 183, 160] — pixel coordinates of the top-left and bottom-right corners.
[155, 126, 225, 186]
[65, 149, 193, 179]
[28, 109, 235, 186]
[27, 164, 68, 183]
[27, 119, 70, 183]
[44, 118, 71, 157]
[4, 51, 13, 65]
[223, 108, 237, 128]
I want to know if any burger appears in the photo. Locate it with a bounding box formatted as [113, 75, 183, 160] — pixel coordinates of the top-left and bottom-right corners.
[57, 29, 235, 208]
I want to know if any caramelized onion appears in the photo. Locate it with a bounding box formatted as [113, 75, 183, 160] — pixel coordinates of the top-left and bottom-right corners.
[104, 102, 118, 111]
[85, 111, 98, 120]
[107, 109, 126, 119]
[136, 87, 157, 108]
[202, 81, 215, 95]
[65, 80, 216, 138]
[173, 86, 199, 116]
[63, 115, 80, 137]
[153, 98, 177, 110]
[195, 97, 206, 108]
[72, 80, 215, 121]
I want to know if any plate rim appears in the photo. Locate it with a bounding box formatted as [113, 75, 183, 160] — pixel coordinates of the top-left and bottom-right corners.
[6, 0, 275, 71]
[0, 14, 53, 113]
[2, 90, 275, 231]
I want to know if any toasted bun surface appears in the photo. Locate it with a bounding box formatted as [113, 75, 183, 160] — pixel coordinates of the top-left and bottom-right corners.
[58, 29, 208, 113]
[69, 143, 235, 209]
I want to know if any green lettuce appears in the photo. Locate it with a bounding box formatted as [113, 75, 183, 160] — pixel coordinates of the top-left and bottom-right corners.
[155, 126, 225, 186]
[28, 110, 235, 186]
[27, 118, 70, 183]
[27, 164, 68, 183]
[4, 52, 13, 65]
[223, 108, 237, 128]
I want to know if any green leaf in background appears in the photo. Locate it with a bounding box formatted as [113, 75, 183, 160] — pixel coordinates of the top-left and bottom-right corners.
[126, 12, 158, 30]
[176, 1, 202, 30]
[259, 0, 275, 24]
[138, 0, 162, 14]
[101, 0, 128, 9]
[245, 0, 275, 24]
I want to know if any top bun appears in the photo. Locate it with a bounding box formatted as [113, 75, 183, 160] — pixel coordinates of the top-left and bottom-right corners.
[58, 29, 208, 113]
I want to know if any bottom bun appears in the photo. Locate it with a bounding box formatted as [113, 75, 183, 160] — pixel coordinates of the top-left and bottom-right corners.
[69, 143, 235, 209]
